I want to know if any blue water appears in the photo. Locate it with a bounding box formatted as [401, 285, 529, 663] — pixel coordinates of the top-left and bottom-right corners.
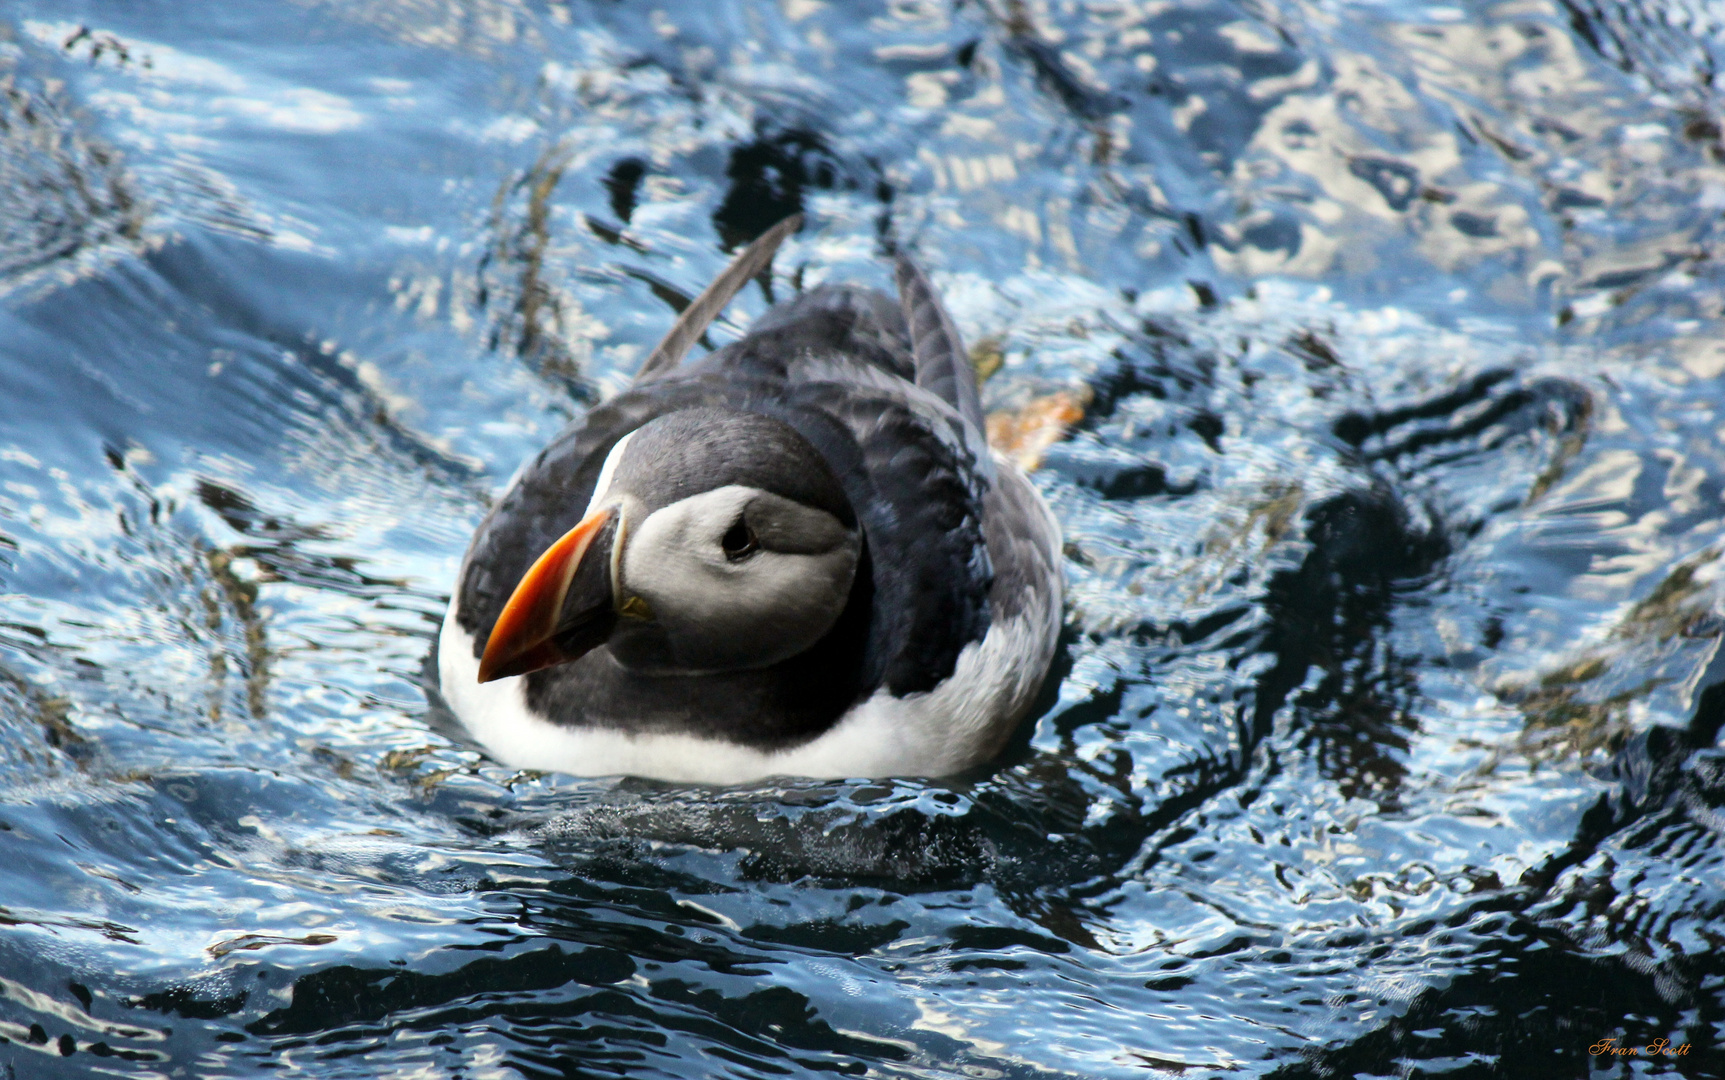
[1, 0, 1724, 1076]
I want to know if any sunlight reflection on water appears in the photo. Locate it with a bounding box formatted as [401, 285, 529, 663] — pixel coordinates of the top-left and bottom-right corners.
[0, 0, 1723, 1075]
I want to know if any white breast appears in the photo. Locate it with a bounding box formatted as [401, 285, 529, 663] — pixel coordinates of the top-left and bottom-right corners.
[437, 577, 1058, 784]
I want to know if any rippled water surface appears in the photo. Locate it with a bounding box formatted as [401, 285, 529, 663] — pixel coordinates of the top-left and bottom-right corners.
[3, 0, 1725, 1075]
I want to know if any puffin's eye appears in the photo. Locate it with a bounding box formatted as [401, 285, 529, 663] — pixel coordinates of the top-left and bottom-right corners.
[721, 520, 759, 561]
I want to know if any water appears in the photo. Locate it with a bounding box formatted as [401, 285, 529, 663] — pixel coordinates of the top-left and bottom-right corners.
[0, 0, 1723, 1076]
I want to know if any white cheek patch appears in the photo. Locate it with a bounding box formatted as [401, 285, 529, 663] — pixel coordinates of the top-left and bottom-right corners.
[620, 486, 859, 671]
[622, 486, 751, 599]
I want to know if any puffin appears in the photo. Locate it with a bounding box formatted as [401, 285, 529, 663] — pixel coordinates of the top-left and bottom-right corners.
[437, 215, 1064, 784]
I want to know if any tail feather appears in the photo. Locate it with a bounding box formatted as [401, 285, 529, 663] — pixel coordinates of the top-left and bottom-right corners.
[894, 256, 987, 435]
[633, 214, 802, 383]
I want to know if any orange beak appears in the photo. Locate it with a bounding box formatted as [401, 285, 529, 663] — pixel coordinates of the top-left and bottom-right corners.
[477, 507, 617, 683]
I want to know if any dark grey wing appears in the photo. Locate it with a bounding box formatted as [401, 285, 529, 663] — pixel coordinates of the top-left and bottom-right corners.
[790, 379, 992, 697]
[632, 214, 802, 384]
[894, 256, 987, 436]
[982, 460, 1062, 623]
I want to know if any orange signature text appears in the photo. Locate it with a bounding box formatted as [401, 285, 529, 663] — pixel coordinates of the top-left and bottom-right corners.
[1588, 1037, 1691, 1057]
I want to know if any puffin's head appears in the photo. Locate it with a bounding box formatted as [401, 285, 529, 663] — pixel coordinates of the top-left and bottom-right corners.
[477, 407, 861, 682]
